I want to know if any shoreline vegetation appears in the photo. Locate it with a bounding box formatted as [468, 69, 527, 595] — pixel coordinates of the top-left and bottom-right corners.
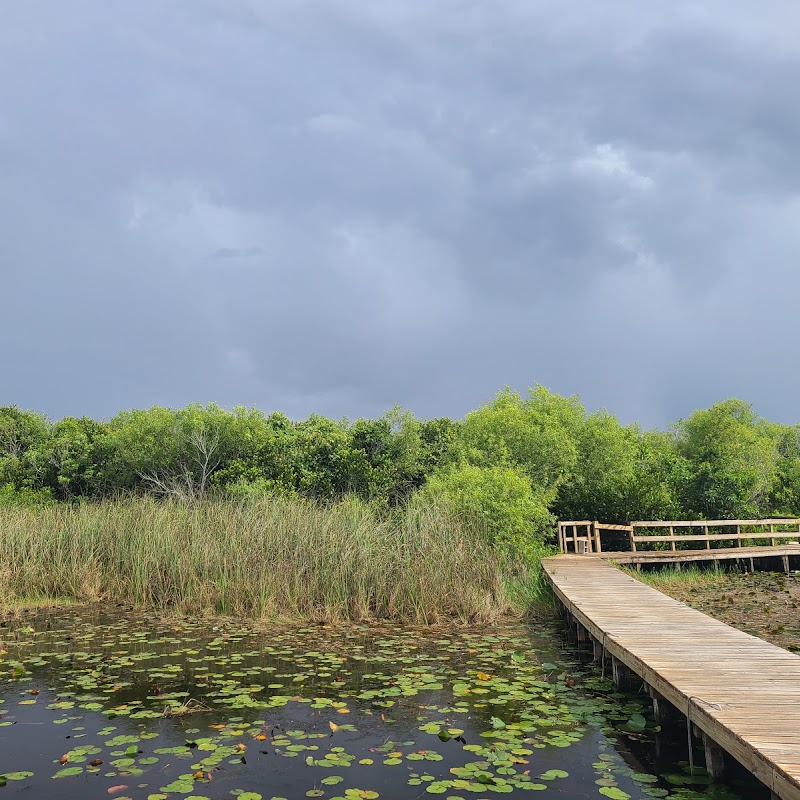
[3, 386, 800, 623]
[0, 496, 554, 623]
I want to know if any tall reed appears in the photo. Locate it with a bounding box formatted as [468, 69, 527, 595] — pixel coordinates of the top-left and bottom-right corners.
[0, 496, 516, 623]
[625, 564, 730, 591]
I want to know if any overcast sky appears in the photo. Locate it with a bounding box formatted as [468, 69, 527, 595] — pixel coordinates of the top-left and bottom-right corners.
[3, 1, 799, 428]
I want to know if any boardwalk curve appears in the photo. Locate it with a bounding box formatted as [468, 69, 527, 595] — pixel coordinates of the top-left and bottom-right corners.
[543, 556, 800, 800]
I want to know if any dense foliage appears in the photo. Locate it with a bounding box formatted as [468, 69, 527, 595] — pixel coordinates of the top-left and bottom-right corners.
[2, 389, 799, 557]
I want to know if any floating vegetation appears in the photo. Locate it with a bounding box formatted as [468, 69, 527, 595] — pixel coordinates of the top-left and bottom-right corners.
[161, 698, 214, 718]
[0, 608, 758, 799]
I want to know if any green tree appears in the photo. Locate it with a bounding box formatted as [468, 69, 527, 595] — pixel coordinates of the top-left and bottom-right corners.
[0, 406, 51, 490]
[292, 415, 370, 500]
[674, 399, 779, 519]
[556, 417, 684, 523]
[28, 416, 111, 500]
[457, 386, 583, 493]
[766, 423, 800, 516]
[556, 411, 637, 522]
[107, 404, 248, 499]
[349, 408, 456, 505]
[211, 410, 298, 497]
[625, 430, 687, 520]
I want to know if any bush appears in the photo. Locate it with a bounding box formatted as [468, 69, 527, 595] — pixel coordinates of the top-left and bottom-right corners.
[0, 483, 54, 508]
[419, 463, 554, 562]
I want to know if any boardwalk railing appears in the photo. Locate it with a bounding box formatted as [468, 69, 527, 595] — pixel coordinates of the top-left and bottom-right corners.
[558, 518, 800, 554]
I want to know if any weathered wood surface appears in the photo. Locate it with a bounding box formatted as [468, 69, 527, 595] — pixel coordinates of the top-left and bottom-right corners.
[543, 556, 800, 800]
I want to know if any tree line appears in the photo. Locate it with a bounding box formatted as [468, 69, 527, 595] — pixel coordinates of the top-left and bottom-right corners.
[2, 388, 799, 557]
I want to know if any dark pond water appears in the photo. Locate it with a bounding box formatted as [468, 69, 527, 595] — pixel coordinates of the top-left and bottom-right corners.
[0, 608, 767, 800]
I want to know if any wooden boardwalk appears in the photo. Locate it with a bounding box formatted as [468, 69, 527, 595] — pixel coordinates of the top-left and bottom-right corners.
[543, 556, 800, 800]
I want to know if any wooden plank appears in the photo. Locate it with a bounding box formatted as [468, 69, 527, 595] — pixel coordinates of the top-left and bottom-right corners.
[595, 523, 634, 531]
[543, 556, 800, 800]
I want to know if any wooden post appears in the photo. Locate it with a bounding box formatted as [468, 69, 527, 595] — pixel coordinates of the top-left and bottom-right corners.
[592, 637, 604, 663]
[669, 525, 676, 551]
[576, 622, 587, 642]
[770, 522, 775, 547]
[647, 686, 671, 725]
[703, 523, 710, 550]
[611, 657, 631, 692]
[783, 555, 790, 575]
[736, 524, 742, 547]
[630, 526, 637, 552]
[702, 733, 726, 780]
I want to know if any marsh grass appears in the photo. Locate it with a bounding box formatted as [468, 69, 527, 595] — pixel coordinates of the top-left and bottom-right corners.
[0, 496, 537, 623]
[625, 564, 730, 592]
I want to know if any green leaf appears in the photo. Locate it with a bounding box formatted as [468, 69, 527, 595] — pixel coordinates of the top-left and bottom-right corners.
[599, 789, 631, 800]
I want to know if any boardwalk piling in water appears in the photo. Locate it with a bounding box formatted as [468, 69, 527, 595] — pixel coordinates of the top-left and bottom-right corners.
[611, 656, 632, 691]
[647, 685, 673, 725]
[592, 636, 603, 663]
[703, 733, 727, 779]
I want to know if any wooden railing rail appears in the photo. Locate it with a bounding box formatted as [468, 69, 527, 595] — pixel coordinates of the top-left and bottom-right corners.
[629, 519, 800, 552]
[557, 518, 800, 554]
[632, 518, 800, 527]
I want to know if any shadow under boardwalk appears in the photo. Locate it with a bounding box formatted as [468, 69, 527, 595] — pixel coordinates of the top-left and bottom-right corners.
[543, 555, 800, 800]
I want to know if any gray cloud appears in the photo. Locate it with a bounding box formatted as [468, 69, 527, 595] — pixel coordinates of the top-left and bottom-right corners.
[2, 0, 800, 427]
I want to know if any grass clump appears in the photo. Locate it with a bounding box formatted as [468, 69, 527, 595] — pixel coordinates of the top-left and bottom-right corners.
[0, 495, 542, 624]
[625, 564, 730, 593]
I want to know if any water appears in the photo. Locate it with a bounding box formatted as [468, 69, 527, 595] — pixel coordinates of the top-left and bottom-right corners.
[0, 608, 766, 800]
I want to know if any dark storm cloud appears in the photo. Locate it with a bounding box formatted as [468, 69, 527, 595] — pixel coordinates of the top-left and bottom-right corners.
[3, 1, 800, 427]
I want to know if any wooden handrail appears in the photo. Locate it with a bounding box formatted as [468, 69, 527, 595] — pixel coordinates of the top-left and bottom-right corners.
[632, 518, 800, 527]
[557, 518, 800, 554]
[633, 532, 800, 543]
